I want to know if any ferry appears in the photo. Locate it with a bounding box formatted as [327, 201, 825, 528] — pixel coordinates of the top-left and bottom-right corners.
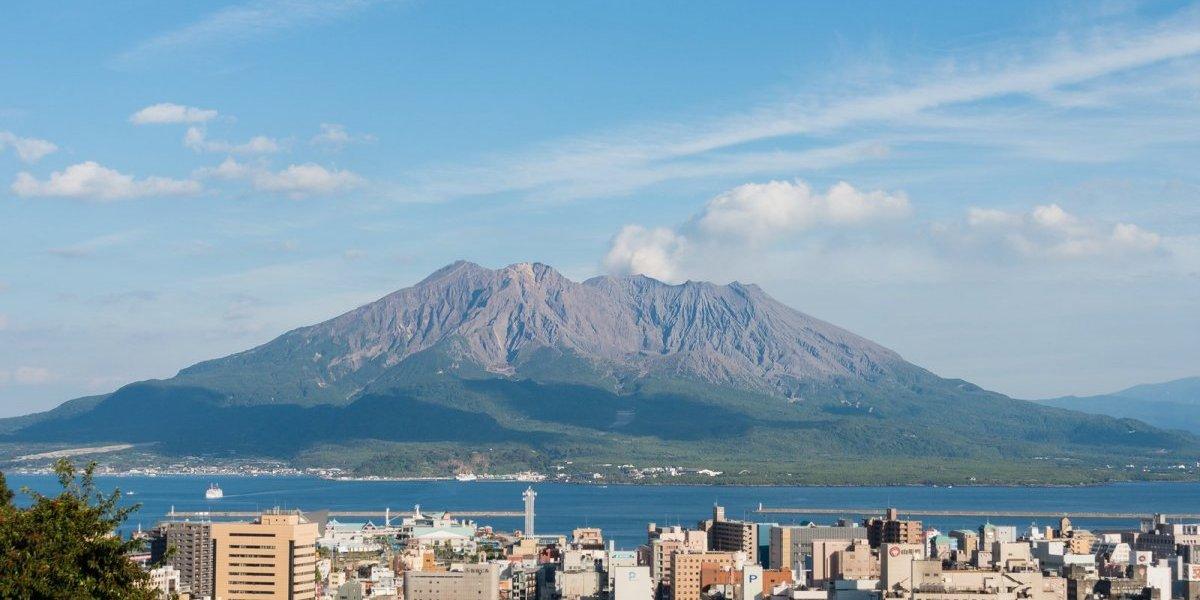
[205, 483, 224, 500]
[454, 473, 478, 482]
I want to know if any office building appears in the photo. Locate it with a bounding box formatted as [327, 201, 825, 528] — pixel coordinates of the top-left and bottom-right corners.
[211, 510, 319, 600]
[404, 563, 502, 600]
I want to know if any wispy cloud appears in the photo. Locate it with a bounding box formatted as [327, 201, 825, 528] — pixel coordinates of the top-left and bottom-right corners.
[311, 123, 375, 150]
[114, 0, 385, 68]
[409, 8, 1200, 202]
[47, 231, 141, 259]
[184, 127, 280, 154]
[0, 131, 57, 163]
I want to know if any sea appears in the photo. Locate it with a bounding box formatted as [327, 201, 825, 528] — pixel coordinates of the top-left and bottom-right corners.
[7, 474, 1200, 549]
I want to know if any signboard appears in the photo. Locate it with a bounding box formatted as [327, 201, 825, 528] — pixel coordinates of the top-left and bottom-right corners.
[1185, 563, 1200, 582]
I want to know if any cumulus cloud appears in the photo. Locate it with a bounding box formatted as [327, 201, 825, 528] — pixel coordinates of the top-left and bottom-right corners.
[203, 157, 363, 198]
[129, 102, 218, 125]
[184, 127, 280, 154]
[946, 203, 1163, 259]
[0, 131, 58, 163]
[693, 180, 910, 240]
[12, 161, 201, 201]
[604, 179, 909, 281]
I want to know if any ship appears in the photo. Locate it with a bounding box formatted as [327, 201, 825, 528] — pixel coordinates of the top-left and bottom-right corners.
[205, 483, 224, 500]
[454, 473, 478, 482]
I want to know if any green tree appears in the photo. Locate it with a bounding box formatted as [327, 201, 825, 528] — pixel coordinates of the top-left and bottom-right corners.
[0, 459, 158, 599]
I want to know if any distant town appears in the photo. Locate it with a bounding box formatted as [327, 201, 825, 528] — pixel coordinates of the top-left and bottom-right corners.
[116, 483, 1200, 600]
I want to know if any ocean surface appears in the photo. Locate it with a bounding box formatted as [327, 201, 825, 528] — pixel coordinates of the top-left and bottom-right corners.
[7, 475, 1200, 548]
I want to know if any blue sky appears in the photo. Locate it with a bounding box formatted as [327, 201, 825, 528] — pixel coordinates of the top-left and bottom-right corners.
[2, 0, 1199, 416]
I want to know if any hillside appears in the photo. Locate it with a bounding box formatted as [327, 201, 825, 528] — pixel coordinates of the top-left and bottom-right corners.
[3, 261, 1198, 484]
[1036, 377, 1200, 435]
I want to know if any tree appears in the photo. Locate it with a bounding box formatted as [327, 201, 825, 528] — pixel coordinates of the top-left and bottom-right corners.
[0, 459, 158, 599]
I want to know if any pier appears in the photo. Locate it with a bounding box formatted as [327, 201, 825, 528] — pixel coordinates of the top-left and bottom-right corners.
[752, 505, 1200, 520]
[167, 508, 524, 519]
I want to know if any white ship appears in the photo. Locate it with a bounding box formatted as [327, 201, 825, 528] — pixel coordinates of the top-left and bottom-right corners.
[205, 483, 224, 500]
[454, 473, 478, 482]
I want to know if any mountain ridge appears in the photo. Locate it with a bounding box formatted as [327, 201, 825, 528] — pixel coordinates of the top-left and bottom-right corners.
[3, 261, 1197, 484]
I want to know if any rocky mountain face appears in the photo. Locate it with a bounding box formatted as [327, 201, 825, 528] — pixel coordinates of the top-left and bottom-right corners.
[4, 261, 1198, 484]
[175, 260, 908, 406]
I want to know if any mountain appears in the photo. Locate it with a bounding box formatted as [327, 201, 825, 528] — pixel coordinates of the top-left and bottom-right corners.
[1035, 377, 1200, 435]
[3, 261, 1197, 484]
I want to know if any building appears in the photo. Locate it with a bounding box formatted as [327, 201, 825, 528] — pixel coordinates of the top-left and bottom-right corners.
[404, 563, 502, 600]
[147, 565, 183, 600]
[160, 520, 214, 599]
[211, 510, 319, 600]
[670, 551, 741, 600]
[706, 506, 758, 562]
[613, 565, 653, 600]
[866, 509, 923, 549]
[770, 521, 869, 573]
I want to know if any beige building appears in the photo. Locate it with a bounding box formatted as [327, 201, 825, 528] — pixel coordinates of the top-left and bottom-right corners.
[404, 563, 502, 600]
[211, 510, 319, 600]
[670, 551, 741, 600]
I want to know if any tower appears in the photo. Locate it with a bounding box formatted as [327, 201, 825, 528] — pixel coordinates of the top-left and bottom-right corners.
[523, 487, 537, 537]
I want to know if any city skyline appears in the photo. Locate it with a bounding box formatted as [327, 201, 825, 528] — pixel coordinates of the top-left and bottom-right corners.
[3, 1, 1200, 416]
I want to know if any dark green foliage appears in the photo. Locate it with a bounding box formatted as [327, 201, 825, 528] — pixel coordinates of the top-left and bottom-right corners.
[0, 460, 156, 599]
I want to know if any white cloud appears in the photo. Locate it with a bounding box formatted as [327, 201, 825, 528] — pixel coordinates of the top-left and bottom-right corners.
[184, 126, 280, 154]
[203, 157, 363, 198]
[946, 203, 1163, 260]
[694, 180, 909, 240]
[408, 9, 1200, 202]
[311, 123, 373, 149]
[129, 102, 219, 125]
[12, 161, 201, 201]
[12, 366, 54, 385]
[0, 131, 58, 163]
[604, 179, 908, 282]
[603, 226, 688, 282]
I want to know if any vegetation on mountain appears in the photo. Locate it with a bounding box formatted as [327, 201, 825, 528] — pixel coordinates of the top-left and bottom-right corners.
[2, 262, 1198, 484]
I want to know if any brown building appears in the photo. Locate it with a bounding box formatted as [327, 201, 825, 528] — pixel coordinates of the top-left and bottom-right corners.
[866, 509, 923, 549]
[211, 510, 319, 600]
[670, 551, 739, 600]
[706, 506, 758, 561]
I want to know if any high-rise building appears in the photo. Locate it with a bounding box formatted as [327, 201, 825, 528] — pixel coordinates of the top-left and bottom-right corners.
[706, 506, 757, 561]
[865, 508, 923, 549]
[158, 521, 214, 599]
[211, 510, 319, 600]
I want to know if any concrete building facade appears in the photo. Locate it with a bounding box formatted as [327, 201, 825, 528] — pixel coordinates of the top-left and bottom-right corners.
[211, 510, 319, 600]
